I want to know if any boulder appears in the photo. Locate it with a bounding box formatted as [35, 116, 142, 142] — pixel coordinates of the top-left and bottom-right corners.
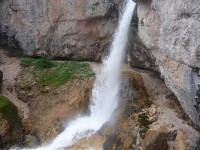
[0, 96, 24, 148]
[142, 124, 172, 150]
[173, 131, 188, 150]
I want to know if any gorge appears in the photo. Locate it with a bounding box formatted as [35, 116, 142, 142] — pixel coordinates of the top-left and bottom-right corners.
[24, 1, 134, 149]
[0, 0, 200, 150]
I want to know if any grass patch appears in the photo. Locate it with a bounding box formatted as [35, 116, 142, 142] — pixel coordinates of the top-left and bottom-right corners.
[0, 95, 20, 124]
[21, 56, 54, 69]
[21, 57, 95, 86]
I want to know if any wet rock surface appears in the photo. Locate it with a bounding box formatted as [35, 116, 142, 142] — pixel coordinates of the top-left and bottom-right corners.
[67, 70, 149, 150]
[58, 67, 200, 150]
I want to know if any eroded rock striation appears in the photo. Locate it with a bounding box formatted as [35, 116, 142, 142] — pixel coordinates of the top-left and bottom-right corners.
[0, 0, 123, 60]
[130, 0, 200, 127]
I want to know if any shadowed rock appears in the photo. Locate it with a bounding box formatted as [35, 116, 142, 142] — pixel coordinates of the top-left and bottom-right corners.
[0, 70, 2, 93]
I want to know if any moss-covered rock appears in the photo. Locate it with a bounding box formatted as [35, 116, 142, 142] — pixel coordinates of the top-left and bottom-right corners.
[0, 95, 20, 124]
[0, 95, 23, 148]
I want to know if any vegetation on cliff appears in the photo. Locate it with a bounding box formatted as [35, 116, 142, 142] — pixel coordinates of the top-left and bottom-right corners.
[20, 57, 95, 87]
[0, 95, 20, 124]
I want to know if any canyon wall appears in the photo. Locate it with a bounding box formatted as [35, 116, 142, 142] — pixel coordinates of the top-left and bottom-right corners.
[130, 0, 200, 127]
[0, 0, 122, 60]
[1, 0, 200, 127]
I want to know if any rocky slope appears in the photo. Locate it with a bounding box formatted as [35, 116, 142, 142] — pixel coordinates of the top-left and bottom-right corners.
[0, 50, 199, 149]
[130, 0, 200, 127]
[0, 0, 123, 60]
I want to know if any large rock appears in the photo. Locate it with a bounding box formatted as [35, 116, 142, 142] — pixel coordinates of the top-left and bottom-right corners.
[0, 0, 123, 60]
[142, 124, 171, 150]
[0, 96, 24, 149]
[142, 124, 192, 150]
[130, 0, 200, 127]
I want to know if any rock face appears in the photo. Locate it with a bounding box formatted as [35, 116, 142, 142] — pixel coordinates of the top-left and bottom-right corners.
[0, 0, 123, 60]
[130, 0, 200, 127]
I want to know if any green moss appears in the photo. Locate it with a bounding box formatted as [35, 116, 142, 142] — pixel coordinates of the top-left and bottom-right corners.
[138, 113, 150, 126]
[35, 56, 54, 69]
[0, 95, 20, 124]
[21, 57, 35, 67]
[20, 57, 95, 87]
[138, 113, 150, 139]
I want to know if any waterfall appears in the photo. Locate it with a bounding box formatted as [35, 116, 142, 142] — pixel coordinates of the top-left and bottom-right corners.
[19, 0, 135, 149]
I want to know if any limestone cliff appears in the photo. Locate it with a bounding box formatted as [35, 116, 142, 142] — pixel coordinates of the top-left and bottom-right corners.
[0, 0, 199, 129]
[0, 0, 122, 60]
[130, 0, 200, 127]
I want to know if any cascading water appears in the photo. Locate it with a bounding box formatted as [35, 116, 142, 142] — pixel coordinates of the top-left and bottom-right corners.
[18, 1, 135, 150]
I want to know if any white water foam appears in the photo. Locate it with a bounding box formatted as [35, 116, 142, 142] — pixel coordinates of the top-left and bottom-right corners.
[17, 1, 135, 149]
